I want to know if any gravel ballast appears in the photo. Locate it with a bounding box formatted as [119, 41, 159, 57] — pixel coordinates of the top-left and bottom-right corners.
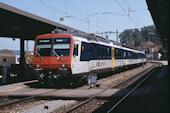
[21, 100, 76, 113]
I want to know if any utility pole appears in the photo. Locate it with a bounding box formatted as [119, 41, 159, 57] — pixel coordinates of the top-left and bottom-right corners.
[26, 40, 28, 52]
[116, 29, 118, 43]
[87, 20, 90, 33]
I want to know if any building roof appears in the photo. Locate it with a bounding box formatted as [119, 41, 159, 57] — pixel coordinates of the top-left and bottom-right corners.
[136, 41, 160, 52]
[0, 51, 16, 57]
[137, 41, 155, 48]
[0, 3, 85, 40]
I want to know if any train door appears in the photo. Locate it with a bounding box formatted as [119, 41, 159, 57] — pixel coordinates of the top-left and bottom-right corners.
[72, 40, 81, 74]
[111, 47, 115, 68]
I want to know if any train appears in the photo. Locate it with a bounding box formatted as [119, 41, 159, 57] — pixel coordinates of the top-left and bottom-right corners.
[32, 30, 147, 86]
[0, 51, 35, 80]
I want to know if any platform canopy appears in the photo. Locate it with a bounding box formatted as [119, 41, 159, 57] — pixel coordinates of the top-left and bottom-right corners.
[0, 3, 84, 40]
[146, 0, 169, 50]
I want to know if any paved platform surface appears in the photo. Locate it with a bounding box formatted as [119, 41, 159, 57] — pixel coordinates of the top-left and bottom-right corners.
[94, 61, 169, 112]
[0, 77, 125, 98]
[0, 87, 126, 98]
[0, 80, 37, 93]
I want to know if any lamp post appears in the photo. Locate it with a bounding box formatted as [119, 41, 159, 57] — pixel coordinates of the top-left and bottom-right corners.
[87, 20, 90, 33]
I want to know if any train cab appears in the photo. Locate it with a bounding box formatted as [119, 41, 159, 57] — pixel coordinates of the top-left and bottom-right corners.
[32, 33, 74, 85]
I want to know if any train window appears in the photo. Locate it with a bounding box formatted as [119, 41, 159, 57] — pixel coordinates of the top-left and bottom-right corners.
[105, 48, 107, 58]
[134, 53, 136, 59]
[115, 48, 123, 59]
[115, 49, 118, 59]
[106, 48, 110, 58]
[53, 38, 70, 56]
[135, 53, 137, 59]
[89, 46, 92, 57]
[36, 39, 52, 56]
[137, 54, 139, 59]
[123, 51, 126, 58]
[98, 47, 101, 58]
[120, 49, 123, 59]
[102, 48, 104, 58]
[128, 51, 133, 59]
[109, 48, 111, 58]
[127, 52, 129, 58]
[55, 38, 70, 43]
[132, 53, 134, 59]
[73, 44, 78, 56]
[37, 39, 52, 45]
[133, 53, 136, 59]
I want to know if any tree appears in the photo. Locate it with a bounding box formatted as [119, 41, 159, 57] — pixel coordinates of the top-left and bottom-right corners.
[119, 29, 134, 47]
[1, 49, 13, 53]
[133, 28, 143, 47]
[140, 25, 161, 45]
[119, 25, 161, 48]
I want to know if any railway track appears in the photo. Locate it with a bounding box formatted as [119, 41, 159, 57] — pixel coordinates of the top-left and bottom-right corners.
[0, 96, 35, 108]
[0, 88, 57, 108]
[64, 62, 161, 113]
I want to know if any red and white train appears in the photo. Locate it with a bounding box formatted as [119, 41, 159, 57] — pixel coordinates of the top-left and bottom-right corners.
[32, 30, 146, 86]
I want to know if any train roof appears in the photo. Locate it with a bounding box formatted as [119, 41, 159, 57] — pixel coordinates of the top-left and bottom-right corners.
[53, 29, 110, 43]
[51, 29, 145, 54]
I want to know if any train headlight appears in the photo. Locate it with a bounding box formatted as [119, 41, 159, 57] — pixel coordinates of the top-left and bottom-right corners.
[61, 64, 67, 68]
[35, 64, 40, 68]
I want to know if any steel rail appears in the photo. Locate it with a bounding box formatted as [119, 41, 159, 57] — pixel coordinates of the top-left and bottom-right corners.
[0, 89, 57, 108]
[0, 88, 37, 103]
[64, 63, 156, 113]
[0, 96, 7, 100]
[107, 67, 157, 113]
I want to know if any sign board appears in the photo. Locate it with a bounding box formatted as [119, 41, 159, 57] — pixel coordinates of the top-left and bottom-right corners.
[88, 74, 97, 85]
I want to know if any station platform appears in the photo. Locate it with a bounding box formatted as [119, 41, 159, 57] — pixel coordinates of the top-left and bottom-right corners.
[0, 80, 37, 93]
[95, 61, 169, 112]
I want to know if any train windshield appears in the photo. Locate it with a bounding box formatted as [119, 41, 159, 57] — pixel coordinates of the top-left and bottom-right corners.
[35, 39, 52, 56]
[35, 38, 70, 57]
[53, 38, 70, 56]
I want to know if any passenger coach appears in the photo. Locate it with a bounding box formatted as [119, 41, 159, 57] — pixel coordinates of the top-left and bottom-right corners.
[32, 30, 146, 86]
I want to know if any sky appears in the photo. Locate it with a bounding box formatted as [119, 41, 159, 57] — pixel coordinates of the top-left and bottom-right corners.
[0, 0, 154, 51]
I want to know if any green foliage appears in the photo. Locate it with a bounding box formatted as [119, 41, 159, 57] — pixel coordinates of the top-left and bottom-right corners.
[119, 25, 161, 48]
[1, 49, 13, 53]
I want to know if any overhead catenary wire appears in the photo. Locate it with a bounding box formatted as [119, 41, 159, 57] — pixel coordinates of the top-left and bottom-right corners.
[38, 0, 130, 39]
[63, 0, 121, 30]
[38, 0, 107, 31]
[124, 0, 144, 26]
[50, 0, 125, 32]
[51, 0, 126, 39]
[49, 0, 126, 40]
[114, 0, 139, 27]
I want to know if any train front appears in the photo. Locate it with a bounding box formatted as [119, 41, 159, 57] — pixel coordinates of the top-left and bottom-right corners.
[32, 33, 73, 86]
